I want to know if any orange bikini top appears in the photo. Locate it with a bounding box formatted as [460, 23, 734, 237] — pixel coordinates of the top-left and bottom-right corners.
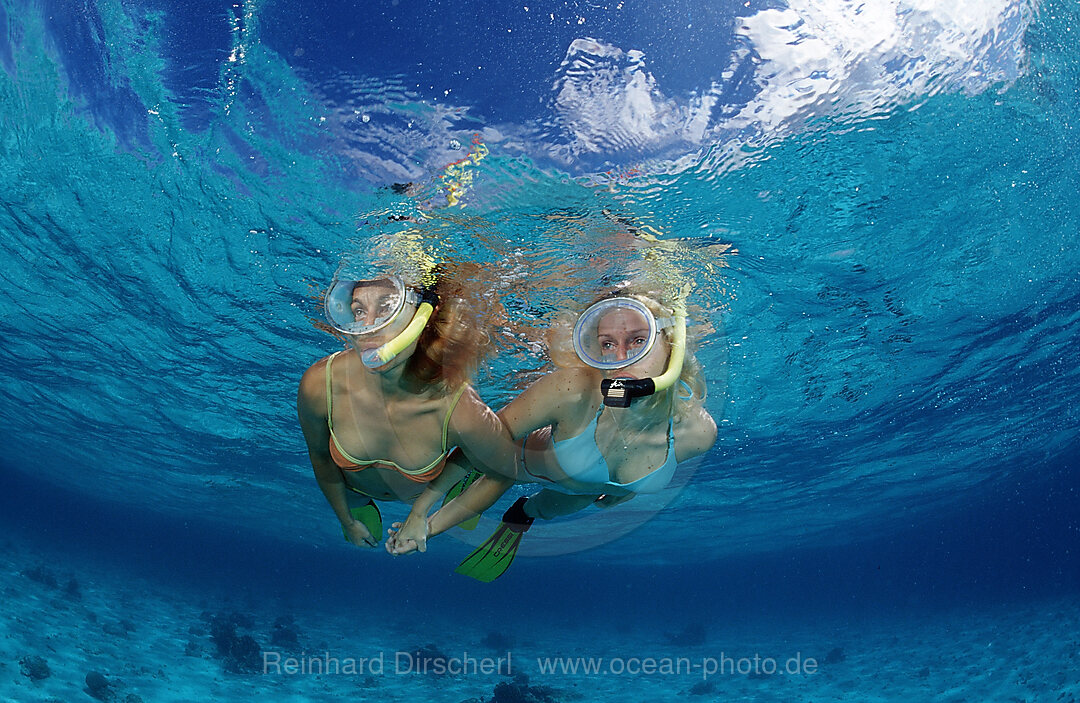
[325, 351, 466, 483]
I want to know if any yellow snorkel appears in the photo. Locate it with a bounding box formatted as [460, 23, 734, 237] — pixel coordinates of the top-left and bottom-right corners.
[360, 288, 439, 368]
[651, 298, 687, 392]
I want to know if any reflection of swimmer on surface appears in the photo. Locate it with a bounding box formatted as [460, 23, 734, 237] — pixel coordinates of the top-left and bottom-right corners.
[386, 285, 717, 579]
[296, 266, 512, 548]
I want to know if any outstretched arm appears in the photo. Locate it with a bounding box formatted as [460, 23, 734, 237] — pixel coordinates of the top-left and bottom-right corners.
[404, 454, 470, 521]
[297, 359, 378, 548]
[429, 472, 515, 536]
[445, 368, 598, 479]
[387, 451, 515, 555]
[496, 367, 597, 439]
[447, 387, 519, 478]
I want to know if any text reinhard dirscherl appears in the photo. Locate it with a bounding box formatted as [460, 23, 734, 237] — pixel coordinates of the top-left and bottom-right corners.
[262, 650, 512, 677]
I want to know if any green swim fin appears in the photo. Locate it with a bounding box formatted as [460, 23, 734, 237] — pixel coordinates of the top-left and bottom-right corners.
[342, 501, 383, 544]
[442, 469, 483, 531]
[454, 497, 533, 583]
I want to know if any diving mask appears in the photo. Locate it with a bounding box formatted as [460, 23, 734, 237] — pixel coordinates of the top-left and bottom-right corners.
[324, 275, 438, 368]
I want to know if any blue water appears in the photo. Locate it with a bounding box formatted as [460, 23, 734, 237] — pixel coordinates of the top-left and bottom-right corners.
[2, 0, 1079, 700]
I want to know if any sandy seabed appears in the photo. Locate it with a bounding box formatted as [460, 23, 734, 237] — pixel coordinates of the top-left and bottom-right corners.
[2, 534, 1078, 703]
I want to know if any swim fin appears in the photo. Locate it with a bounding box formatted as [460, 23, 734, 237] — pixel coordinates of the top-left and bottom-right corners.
[454, 497, 533, 583]
[442, 469, 483, 530]
[342, 501, 383, 544]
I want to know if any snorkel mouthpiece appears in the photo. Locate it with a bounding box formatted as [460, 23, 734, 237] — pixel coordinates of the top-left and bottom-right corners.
[360, 289, 438, 368]
[360, 347, 392, 368]
[600, 302, 687, 407]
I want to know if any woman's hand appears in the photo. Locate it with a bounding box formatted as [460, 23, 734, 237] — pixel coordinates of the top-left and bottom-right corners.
[385, 514, 429, 555]
[385, 523, 416, 555]
[342, 519, 378, 548]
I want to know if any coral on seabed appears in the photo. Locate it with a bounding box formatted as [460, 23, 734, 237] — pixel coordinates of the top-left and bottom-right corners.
[207, 612, 263, 674]
[84, 671, 113, 701]
[19, 655, 51, 682]
[486, 673, 560, 703]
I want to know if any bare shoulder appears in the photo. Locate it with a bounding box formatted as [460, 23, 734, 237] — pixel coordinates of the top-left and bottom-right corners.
[446, 384, 513, 463]
[449, 383, 488, 419]
[499, 366, 600, 436]
[447, 384, 502, 433]
[674, 405, 717, 461]
[297, 354, 332, 419]
[530, 366, 600, 403]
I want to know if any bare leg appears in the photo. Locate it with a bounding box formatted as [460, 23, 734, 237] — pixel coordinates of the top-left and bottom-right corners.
[523, 490, 602, 520]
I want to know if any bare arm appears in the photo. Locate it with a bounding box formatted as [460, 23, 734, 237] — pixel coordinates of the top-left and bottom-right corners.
[673, 406, 718, 463]
[393, 384, 518, 557]
[439, 369, 599, 515]
[403, 453, 469, 522]
[388, 387, 516, 554]
[446, 386, 519, 478]
[297, 359, 377, 547]
[388, 464, 514, 555]
[428, 471, 514, 537]
[496, 367, 598, 439]
[388, 370, 606, 553]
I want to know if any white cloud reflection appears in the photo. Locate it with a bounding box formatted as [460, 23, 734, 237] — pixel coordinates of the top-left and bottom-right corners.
[315, 0, 1036, 180]
[730, 0, 1035, 135]
[548, 38, 717, 159]
[545, 0, 1035, 168]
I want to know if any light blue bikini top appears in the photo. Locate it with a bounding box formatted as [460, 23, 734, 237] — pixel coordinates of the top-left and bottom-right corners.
[551, 406, 678, 495]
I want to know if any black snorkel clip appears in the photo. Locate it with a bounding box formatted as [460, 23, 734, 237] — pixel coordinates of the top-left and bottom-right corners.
[600, 377, 657, 408]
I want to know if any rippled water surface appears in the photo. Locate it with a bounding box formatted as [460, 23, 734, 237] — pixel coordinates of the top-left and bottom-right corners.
[1, 0, 1077, 563]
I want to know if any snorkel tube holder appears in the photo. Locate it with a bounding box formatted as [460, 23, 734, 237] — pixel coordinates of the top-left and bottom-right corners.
[360, 286, 440, 368]
[599, 302, 687, 407]
[600, 377, 657, 408]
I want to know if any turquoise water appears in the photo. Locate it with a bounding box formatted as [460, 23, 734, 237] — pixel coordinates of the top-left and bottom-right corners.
[2, 1, 1078, 701]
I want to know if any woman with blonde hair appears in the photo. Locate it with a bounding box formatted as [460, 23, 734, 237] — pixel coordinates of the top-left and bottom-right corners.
[387, 285, 717, 580]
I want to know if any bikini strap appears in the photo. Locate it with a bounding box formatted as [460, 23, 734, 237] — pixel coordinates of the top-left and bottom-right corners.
[441, 383, 470, 452]
[588, 404, 605, 446]
[324, 351, 345, 430]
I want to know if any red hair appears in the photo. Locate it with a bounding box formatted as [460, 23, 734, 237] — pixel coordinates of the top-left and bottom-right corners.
[403, 263, 494, 389]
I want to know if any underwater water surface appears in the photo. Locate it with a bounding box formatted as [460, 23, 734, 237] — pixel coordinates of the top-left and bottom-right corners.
[1, 0, 1078, 701]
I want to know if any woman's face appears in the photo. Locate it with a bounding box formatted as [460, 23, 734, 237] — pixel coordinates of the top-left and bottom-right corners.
[347, 282, 417, 366]
[349, 281, 402, 329]
[595, 306, 669, 379]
